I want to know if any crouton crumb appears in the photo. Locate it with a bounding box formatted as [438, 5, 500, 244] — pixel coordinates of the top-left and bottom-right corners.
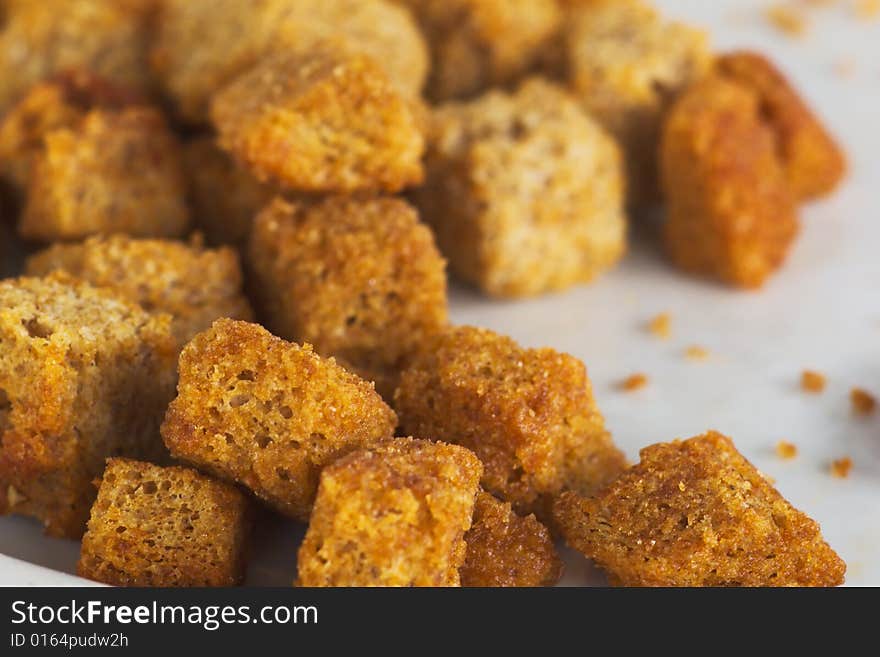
[851, 388, 877, 415]
[834, 58, 856, 79]
[647, 313, 671, 339]
[830, 457, 853, 478]
[685, 346, 710, 361]
[776, 441, 798, 460]
[855, 0, 880, 20]
[766, 5, 809, 36]
[801, 370, 827, 393]
[620, 373, 649, 392]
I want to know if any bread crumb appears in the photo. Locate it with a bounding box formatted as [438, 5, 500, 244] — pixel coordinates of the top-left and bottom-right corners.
[801, 370, 827, 393]
[685, 345, 710, 361]
[830, 457, 853, 478]
[834, 58, 856, 78]
[620, 373, 649, 392]
[766, 5, 809, 36]
[776, 441, 798, 460]
[851, 387, 877, 415]
[647, 313, 671, 339]
[855, 0, 880, 19]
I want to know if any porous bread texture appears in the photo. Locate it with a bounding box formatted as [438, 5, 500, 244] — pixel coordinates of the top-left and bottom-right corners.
[414, 77, 626, 298]
[562, 0, 712, 204]
[0, 70, 141, 198]
[716, 51, 846, 201]
[26, 234, 253, 347]
[660, 75, 799, 288]
[152, 0, 427, 124]
[297, 438, 482, 587]
[0, 0, 154, 116]
[553, 431, 846, 587]
[78, 458, 250, 587]
[19, 107, 190, 242]
[394, 326, 627, 518]
[395, 0, 562, 102]
[461, 491, 562, 587]
[210, 42, 424, 194]
[182, 137, 278, 246]
[0, 273, 177, 537]
[161, 319, 398, 520]
[247, 196, 448, 400]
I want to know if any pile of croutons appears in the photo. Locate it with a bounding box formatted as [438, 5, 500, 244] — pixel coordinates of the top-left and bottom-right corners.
[0, 0, 847, 587]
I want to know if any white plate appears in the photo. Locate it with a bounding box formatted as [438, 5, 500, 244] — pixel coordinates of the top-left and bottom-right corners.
[1, 0, 878, 586]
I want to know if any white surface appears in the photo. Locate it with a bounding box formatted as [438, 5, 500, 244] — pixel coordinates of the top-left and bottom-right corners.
[1, 0, 878, 586]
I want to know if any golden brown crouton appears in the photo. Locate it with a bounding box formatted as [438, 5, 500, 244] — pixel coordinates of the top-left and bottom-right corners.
[0, 273, 177, 538]
[78, 458, 250, 587]
[394, 326, 627, 518]
[554, 431, 846, 587]
[19, 107, 191, 242]
[717, 51, 847, 200]
[461, 491, 562, 587]
[660, 76, 799, 288]
[397, 0, 561, 101]
[152, 0, 427, 124]
[414, 78, 626, 298]
[247, 196, 448, 400]
[161, 319, 397, 520]
[0, 71, 141, 199]
[297, 438, 482, 587]
[562, 0, 712, 204]
[182, 137, 278, 246]
[211, 43, 424, 194]
[0, 0, 154, 115]
[26, 235, 253, 347]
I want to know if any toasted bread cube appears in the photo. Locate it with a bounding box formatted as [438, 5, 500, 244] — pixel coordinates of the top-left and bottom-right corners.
[397, 0, 561, 101]
[78, 458, 250, 587]
[26, 235, 253, 347]
[0, 0, 154, 116]
[247, 196, 447, 399]
[161, 319, 397, 520]
[563, 0, 711, 204]
[461, 491, 562, 587]
[414, 78, 626, 298]
[183, 137, 278, 246]
[297, 438, 482, 587]
[554, 432, 846, 587]
[717, 51, 846, 200]
[394, 326, 627, 517]
[153, 0, 427, 124]
[211, 44, 424, 194]
[0, 274, 177, 537]
[661, 76, 799, 288]
[19, 107, 191, 242]
[0, 72, 141, 199]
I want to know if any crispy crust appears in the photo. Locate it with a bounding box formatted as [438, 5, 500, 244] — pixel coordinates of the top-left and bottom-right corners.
[0, 273, 177, 537]
[563, 0, 712, 205]
[0, 0, 154, 115]
[554, 431, 846, 587]
[247, 196, 448, 400]
[414, 77, 626, 298]
[182, 137, 278, 246]
[397, 0, 561, 101]
[152, 0, 427, 124]
[20, 107, 191, 242]
[461, 491, 563, 587]
[394, 326, 627, 517]
[78, 458, 250, 587]
[660, 75, 799, 288]
[717, 51, 847, 200]
[26, 234, 253, 347]
[211, 43, 424, 194]
[161, 319, 397, 520]
[297, 438, 482, 587]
